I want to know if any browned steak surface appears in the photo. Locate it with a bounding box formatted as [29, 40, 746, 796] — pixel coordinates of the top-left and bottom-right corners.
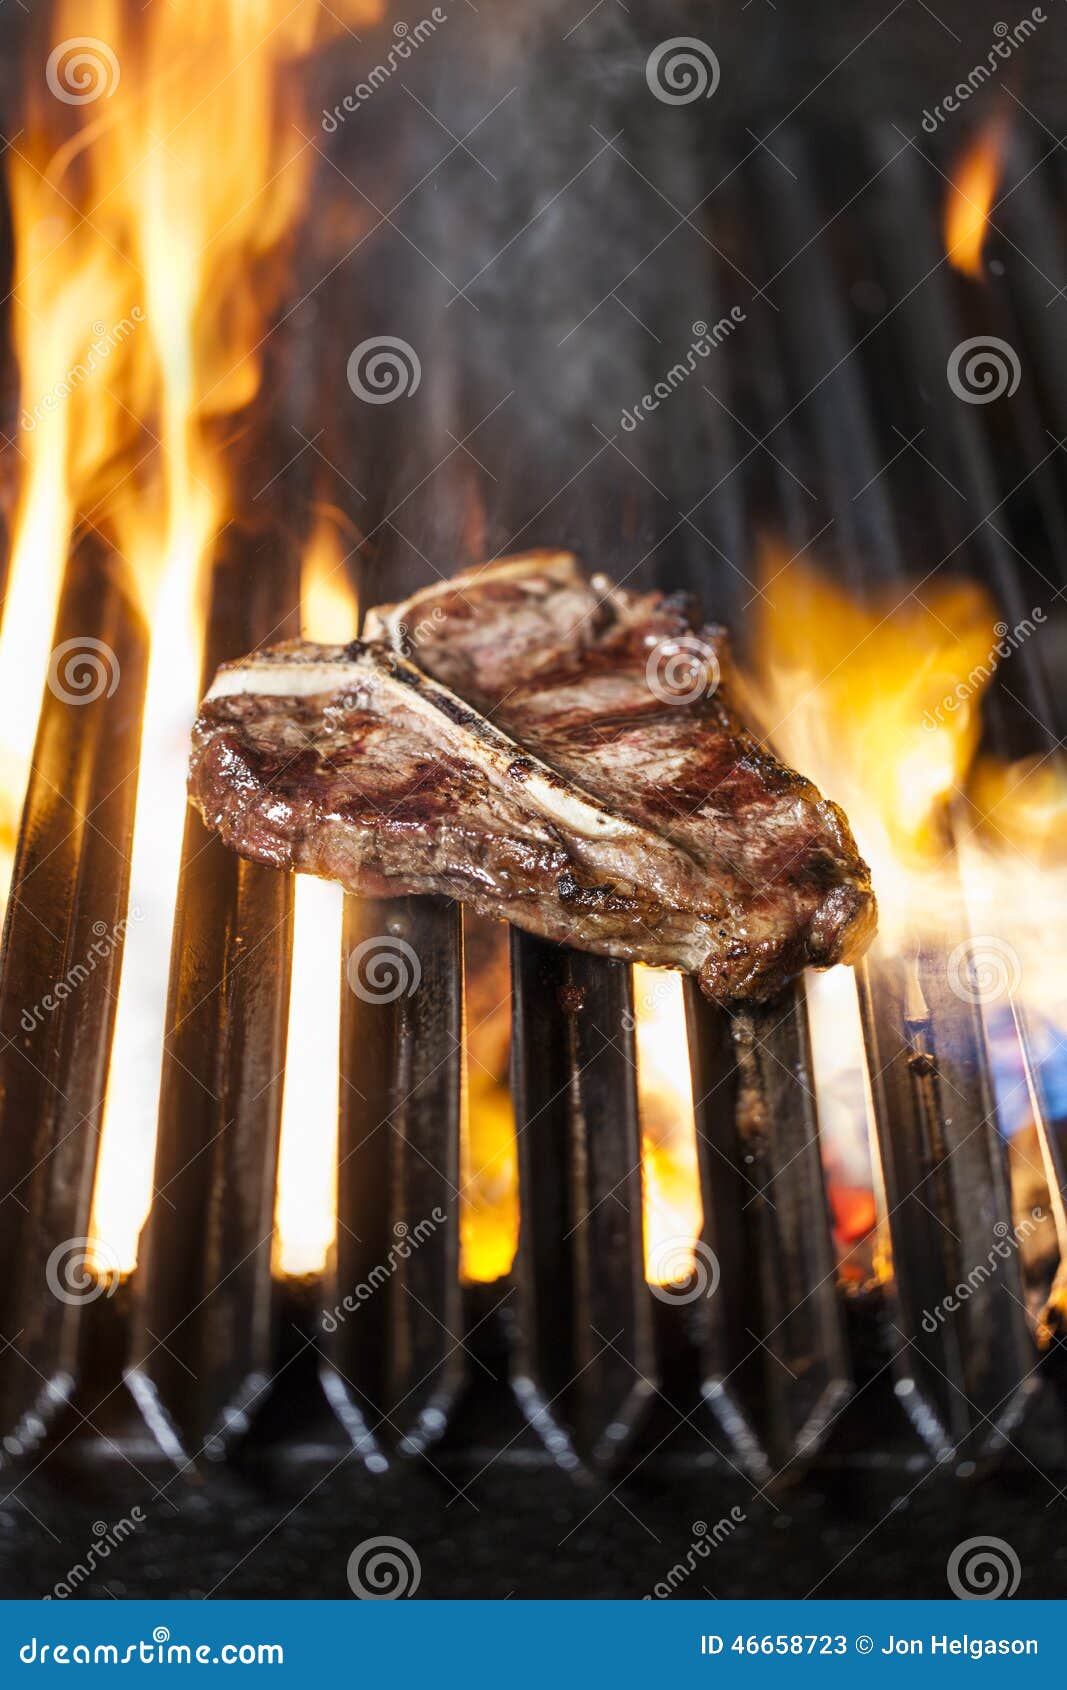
[366, 553, 877, 999]
[189, 556, 876, 1001]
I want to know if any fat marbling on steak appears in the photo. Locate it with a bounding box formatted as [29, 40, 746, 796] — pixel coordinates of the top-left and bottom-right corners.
[189, 553, 876, 1002]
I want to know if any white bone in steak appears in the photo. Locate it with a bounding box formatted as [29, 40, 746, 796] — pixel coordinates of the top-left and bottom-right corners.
[189, 553, 876, 1002]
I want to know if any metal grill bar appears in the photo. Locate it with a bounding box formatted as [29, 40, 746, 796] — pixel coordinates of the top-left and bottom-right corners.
[686, 983, 850, 1483]
[324, 893, 463, 1457]
[510, 932, 652, 1469]
[0, 531, 145, 1455]
[125, 516, 301, 1464]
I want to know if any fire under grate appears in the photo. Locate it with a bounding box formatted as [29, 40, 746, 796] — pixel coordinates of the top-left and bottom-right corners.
[1, 1, 1067, 1600]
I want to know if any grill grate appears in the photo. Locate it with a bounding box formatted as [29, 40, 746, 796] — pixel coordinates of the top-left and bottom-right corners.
[1, 81, 1067, 1594]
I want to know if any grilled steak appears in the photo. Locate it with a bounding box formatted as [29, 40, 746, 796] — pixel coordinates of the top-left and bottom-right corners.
[189, 555, 876, 1002]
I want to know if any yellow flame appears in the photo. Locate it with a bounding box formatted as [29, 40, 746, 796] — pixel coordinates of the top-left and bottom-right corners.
[460, 918, 519, 1284]
[633, 965, 703, 1284]
[0, 0, 381, 1271]
[273, 521, 355, 1278]
[945, 121, 1006, 278]
[749, 551, 997, 942]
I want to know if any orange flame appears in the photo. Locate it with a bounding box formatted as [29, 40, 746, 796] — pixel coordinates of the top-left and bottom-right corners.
[945, 121, 1007, 278]
[749, 545, 1067, 1277]
[749, 551, 997, 941]
[0, 0, 380, 1272]
[634, 965, 703, 1285]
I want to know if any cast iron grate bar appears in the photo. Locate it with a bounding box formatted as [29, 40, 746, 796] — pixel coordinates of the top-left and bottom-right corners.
[125, 515, 301, 1466]
[684, 982, 850, 1485]
[509, 931, 653, 1470]
[0, 531, 145, 1457]
[323, 893, 463, 1460]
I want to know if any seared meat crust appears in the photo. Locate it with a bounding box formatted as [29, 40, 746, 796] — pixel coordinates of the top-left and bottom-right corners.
[189, 555, 876, 1001]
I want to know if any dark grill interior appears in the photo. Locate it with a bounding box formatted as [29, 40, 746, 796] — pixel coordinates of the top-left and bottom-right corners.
[1, 0, 1066, 1599]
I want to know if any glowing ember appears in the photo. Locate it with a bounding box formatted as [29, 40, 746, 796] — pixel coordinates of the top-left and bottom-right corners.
[804, 969, 881, 1280]
[945, 120, 1007, 279]
[633, 965, 703, 1285]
